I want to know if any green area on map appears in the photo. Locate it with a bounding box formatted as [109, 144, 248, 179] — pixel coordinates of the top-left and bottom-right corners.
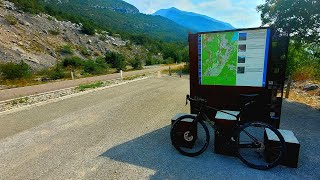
[201, 32, 238, 86]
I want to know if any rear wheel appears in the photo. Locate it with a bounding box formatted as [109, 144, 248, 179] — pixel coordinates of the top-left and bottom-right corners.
[236, 122, 286, 170]
[171, 115, 210, 157]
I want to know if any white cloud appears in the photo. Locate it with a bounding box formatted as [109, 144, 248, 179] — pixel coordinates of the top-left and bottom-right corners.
[123, 0, 264, 28]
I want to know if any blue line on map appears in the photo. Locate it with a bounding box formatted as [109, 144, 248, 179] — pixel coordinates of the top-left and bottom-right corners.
[263, 29, 271, 87]
[231, 32, 239, 42]
[198, 35, 202, 85]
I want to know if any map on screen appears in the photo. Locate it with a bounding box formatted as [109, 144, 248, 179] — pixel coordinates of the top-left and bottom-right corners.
[198, 28, 270, 87]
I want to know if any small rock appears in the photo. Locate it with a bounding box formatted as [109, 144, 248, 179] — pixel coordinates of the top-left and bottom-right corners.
[4, 1, 16, 10]
[303, 83, 319, 91]
[43, 30, 48, 34]
[87, 39, 92, 44]
[12, 46, 25, 54]
[41, 77, 49, 82]
[50, 51, 57, 58]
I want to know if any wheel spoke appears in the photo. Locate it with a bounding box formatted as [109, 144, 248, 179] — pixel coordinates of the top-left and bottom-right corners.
[238, 143, 258, 148]
[243, 129, 260, 143]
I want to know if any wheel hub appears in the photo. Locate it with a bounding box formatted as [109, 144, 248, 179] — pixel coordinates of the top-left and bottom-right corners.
[183, 131, 194, 142]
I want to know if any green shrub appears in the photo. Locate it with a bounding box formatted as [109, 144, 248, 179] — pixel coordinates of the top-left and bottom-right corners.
[105, 51, 127, 71]
[77, 81, 104, 91]
[130, 57, 143, 70]
[145, 55, 162, 66]
[10, 0, 44, 14]
[83, 60, 104, 75]
[62, 56, 84, 68]
[165, 57, 175, 64]
[93, 51, 101, 56]
[80, 47, 90, 57]
[48, 65, 65, 80]
[145, 58, 156, 66]
[0, 62, 31, 80]
[81, 22, 95, 35]
[95, 56, 108, 69]
[98, 35, 107, 41]
[59, 45, 74, 55]
[4, 15, 18, 25]
[48, 29, 60, 35]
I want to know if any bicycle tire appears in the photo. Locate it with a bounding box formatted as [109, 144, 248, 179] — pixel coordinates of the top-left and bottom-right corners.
[236, 122, 286, 170]
[170, 115, 210, 157]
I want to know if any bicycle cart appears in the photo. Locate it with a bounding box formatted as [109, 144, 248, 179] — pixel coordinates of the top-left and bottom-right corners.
[170, 95, 286, 170]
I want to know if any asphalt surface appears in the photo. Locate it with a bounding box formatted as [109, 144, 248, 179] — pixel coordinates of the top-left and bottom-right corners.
[0, 76, 319, 179]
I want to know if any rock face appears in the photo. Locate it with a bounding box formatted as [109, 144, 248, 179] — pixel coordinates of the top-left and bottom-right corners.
[303, 84, 319, 91]
[0, 1, 132, 70]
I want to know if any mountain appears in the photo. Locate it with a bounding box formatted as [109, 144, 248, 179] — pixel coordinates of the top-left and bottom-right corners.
[39, 0, 190, 42]
[153, 7, 234, 32]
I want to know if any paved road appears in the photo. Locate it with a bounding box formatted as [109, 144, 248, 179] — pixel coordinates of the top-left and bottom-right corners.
[0, 77, 319, 179]
[0, 64, 183, 101]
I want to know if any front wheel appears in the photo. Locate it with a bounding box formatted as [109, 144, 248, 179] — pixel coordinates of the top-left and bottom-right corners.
[236, 122, 286, 170]
[171, 115, 210, 157]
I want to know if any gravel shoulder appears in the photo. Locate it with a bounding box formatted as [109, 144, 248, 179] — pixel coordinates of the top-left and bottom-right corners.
[0, 76, 319, 179]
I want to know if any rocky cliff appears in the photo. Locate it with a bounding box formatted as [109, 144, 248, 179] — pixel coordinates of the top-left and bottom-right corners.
[0, 1, 140, 70]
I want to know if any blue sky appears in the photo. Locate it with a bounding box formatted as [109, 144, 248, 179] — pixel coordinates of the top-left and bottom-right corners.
[123, 0, 265, 28]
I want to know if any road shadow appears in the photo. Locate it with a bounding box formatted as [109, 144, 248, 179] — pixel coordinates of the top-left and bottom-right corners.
[100, 101, 320, 179]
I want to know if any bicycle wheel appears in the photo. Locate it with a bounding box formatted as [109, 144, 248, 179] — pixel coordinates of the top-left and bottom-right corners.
[171, 115, 210, 157]
[236, 122, 286, 170]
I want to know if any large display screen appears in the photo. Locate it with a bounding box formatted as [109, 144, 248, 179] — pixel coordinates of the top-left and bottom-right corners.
[198, 28, 271, 87]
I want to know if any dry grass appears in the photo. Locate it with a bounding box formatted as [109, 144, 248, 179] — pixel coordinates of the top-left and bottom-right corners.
[287, 81, 320, 110]
[161, 65, 185, 75]
[4, 15, 17, 25]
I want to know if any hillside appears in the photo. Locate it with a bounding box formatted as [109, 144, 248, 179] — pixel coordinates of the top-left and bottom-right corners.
[0, 1, 149, 69]
[153, 7, 234, 32]
[39, 0, 189, 42]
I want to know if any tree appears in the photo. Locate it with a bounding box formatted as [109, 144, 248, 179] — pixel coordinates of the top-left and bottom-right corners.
[130, 57, 143, 70]
[258, 0, 320, 96]
[257, 0, 320, 43]
[105, 52, 127, 72]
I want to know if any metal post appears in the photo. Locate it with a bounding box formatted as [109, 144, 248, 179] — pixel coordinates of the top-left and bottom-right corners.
[169, 66, 171, 76]
[285, 76, 292, 98]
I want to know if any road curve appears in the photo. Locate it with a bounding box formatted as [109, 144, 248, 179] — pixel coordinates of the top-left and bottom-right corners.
[0, 64, 183, 101]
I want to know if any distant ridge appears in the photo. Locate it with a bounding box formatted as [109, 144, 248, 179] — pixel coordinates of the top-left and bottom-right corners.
[153, 7, 234, 32]
[40, 0, 190, 42]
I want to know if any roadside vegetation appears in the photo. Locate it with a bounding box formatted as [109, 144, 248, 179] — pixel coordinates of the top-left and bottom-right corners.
[258, 0, 319, 109]
[0, 49, 177, 88]
[77, 81, 104, 91]
[258, 0, 319, 82]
